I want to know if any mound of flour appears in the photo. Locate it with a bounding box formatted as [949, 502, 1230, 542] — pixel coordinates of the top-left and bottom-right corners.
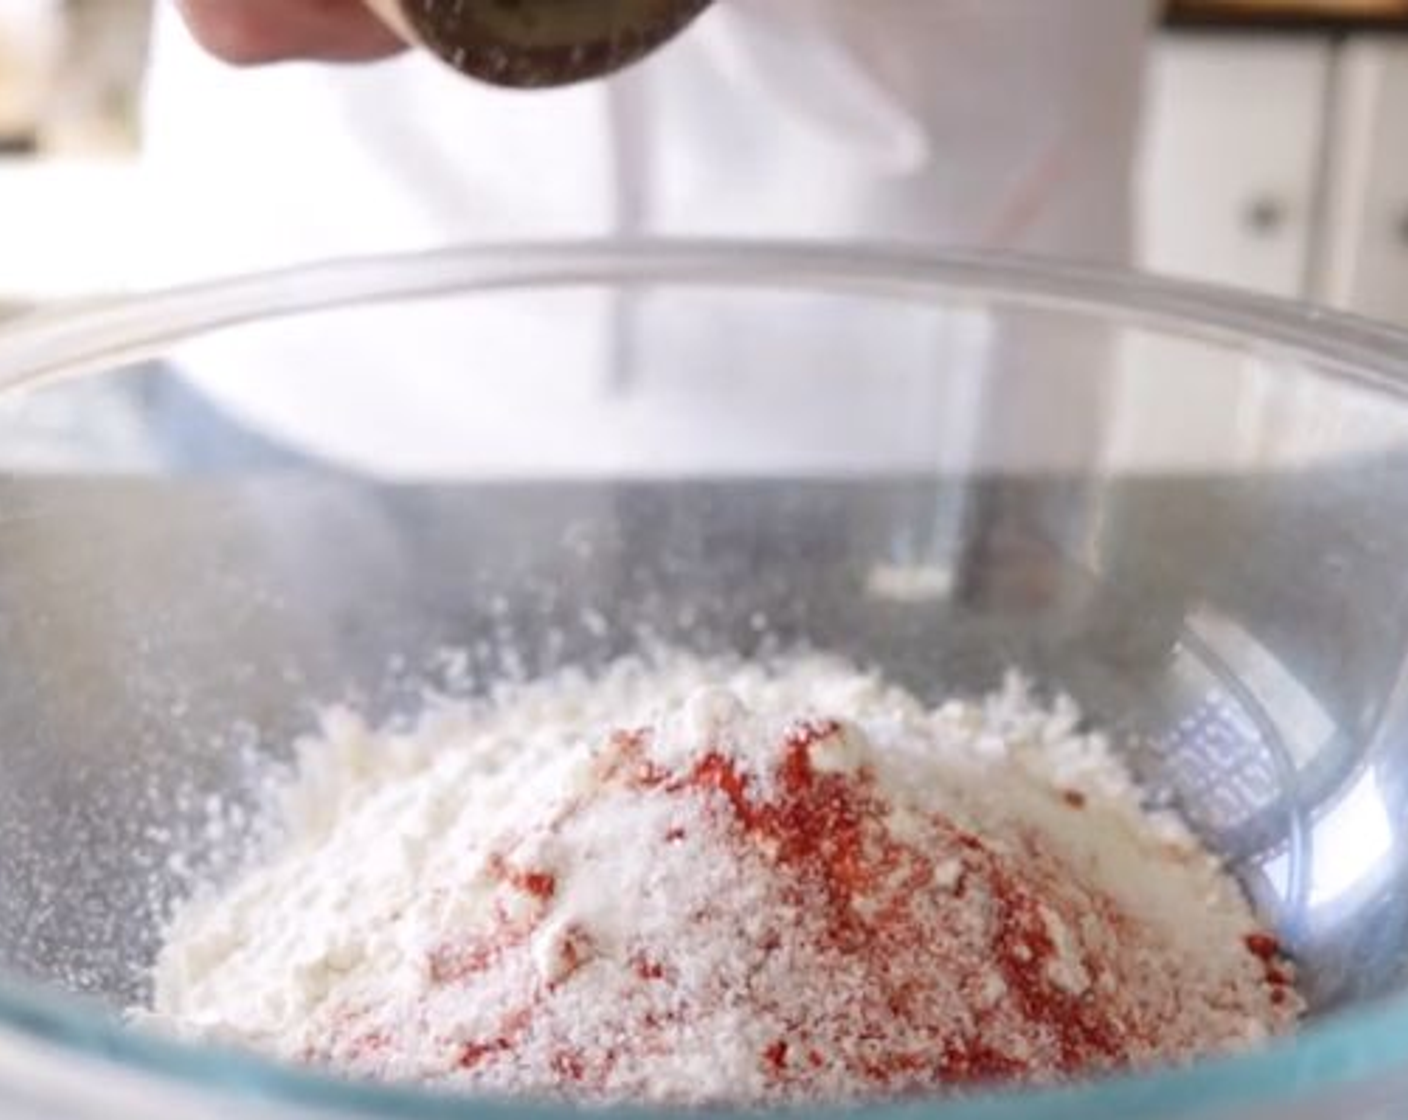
[148, 654, 1300, 1105]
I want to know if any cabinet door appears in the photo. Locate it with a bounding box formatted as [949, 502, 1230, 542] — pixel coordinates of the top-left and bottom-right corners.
[1317, 39, 1408, 323]
[1139, 36, 1331, 297]
[0, 1, 61, 141]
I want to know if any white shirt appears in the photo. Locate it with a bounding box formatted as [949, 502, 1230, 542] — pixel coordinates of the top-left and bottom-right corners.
[141, 1, 1154, 475]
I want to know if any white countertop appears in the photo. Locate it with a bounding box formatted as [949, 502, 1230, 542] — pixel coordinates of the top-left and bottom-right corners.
[0, 156, 144, 304]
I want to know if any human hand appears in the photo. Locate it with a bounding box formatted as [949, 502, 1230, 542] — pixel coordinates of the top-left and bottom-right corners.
[173, 0, 405, 65]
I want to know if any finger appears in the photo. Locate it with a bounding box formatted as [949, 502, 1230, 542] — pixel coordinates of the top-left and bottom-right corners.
[174, 0, 406, 65]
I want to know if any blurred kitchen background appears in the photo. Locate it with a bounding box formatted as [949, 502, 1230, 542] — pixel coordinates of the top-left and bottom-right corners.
[8, 0, 1408, 470]
[4, 1, 1408, 317]
[4, 0, 1408, 314]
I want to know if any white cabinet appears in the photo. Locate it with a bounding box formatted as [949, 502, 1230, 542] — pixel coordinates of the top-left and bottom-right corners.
[1316, 39, 1408, 321]
[1124, 37, 1338, 473]
[1141, 32, 1408, 329]
[1138, 36, 1332, 298]
[0, 1, 61, 140]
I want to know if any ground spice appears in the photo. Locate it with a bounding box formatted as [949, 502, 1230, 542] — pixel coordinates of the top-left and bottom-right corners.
[151, 655, 1303, 1106]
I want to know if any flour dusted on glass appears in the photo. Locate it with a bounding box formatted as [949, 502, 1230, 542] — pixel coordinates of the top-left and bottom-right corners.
[148, 653, 1301, 1106]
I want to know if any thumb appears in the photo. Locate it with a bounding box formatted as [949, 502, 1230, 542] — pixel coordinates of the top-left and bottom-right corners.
[174, 0, 406, 65]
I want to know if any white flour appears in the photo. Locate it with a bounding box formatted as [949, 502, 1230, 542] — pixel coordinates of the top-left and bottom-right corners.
[148, 653, 1301, 1105]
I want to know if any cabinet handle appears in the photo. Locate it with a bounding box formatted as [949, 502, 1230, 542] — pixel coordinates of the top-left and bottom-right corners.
[1395, 207, 1408, 246]
[1242, 195, 1287, 237]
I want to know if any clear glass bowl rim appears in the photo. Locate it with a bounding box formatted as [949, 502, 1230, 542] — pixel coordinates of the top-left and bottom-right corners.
[1, 238, 1407, 1119]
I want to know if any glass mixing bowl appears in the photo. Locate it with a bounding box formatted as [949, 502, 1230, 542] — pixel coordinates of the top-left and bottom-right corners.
[1, 242, 1407, 1120]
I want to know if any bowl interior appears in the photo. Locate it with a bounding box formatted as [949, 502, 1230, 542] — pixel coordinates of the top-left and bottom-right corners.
[1, 249, 1407, 1115]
